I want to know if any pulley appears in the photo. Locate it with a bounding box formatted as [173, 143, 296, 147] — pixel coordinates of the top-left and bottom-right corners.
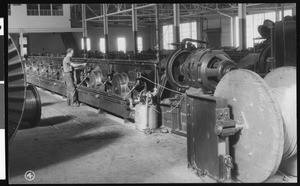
[111, 73, 130, 97]
[214, 66, 296, 182]
[8, 35, 42, 144]
[166, 48, 237, 92]
[264, 67, 297, 178]
[21, 84, 42, 128]
[8, 35, 27, 144]
[90, 70, 105, 90]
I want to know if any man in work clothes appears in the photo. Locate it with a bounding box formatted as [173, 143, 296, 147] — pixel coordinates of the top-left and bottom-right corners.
[63, 48, 86, 107]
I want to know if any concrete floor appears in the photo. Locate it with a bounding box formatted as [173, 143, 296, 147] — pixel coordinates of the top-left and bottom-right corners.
[9, 88, 288, 184]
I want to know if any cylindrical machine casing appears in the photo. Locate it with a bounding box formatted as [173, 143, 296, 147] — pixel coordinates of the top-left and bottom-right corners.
[134, 103, 158, 131]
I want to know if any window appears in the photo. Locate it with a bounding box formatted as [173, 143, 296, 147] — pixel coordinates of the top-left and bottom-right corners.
[137, 37, 143, 52]
[81, 38, 91, 51]
[163, 25, 173, 49]
[8, 4, 11, 15]
[99, 38, 105, 53]
[27, 4, 39, 16]
[117, 37, 126, 52]
[235, 9, 293, 48]
[40, 4, 51, 16]
[52, 4, 63, 16]
[180, 22, 197, 45]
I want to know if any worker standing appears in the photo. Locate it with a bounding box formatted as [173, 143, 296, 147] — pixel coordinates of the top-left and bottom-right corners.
[63, 48, 86, 107]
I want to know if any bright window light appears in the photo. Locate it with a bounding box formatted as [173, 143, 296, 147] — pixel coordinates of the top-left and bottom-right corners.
[117, 37, 126, 52]
[137, 37, 143, 52]
[99, 38, 105, 53]
[81, 38, 91, 51]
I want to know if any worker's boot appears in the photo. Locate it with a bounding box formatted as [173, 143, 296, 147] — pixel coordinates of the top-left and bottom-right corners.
[70, 102, 79, 107]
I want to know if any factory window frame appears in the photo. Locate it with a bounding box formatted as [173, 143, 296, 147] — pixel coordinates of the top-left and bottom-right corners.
[163, 25, 173, 50]
[40, 4, 51, 16]
[52, 4, 63, 16]
[81, 38, 91, 51]
[137, 37, 143, 52]
[27, 4, 39, 16]
[99, 38, 105, 53]
[8, 4, 11, 15]
[117, 37, 126, 53]
[235, 9, 292, 48]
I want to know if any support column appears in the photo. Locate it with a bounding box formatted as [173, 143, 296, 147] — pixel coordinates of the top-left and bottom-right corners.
[82, 4, 87, 57]
[103, 4, 109, 54]
[155, 4, 160, 59]
[197, 17, 204, 47]
[238, 3, 246, 50]
[275, 4, 280, 21]
[231, 17, 236, 47]
[132, 4, 138, 55]
[281, 3, 285, 20]
[173, 3, 180, 48]
[19, 28, 24, 57]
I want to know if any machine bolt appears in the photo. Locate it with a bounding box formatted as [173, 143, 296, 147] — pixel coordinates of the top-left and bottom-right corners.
[233, 98, 237, 102]
[258, 131, 262, 135]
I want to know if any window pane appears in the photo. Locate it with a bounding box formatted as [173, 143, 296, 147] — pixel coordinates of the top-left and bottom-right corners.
[52, 4, 63, 16]
[40, 4, 51, 16]
[284, 9, 292, 16]
[137, 37, 143, 52]
[117, 37, 126, 52]
[27, 4, 39, 16]
[235, 16, 239, 47]
[81, 38, 91, 51]
[265, 12, 275, 22]
[163, 25, 173, 50]
[99, 38, 105, 53]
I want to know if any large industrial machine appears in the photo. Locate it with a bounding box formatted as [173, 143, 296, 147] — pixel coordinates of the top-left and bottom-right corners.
[7, 16, 296, 183]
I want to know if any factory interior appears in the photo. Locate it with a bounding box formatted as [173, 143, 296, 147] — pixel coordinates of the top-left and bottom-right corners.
[7, 3, 297, 183]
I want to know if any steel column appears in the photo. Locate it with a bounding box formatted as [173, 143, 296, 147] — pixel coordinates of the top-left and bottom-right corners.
[155, 4, 160, 60]
[82, 4, 87, 57]
[173, 4, 180, 48]
[103, 4, 109, 55]
[275, 4, 280, 21]
[132, 4, 138, 55]
[197, 17, 204, 47]
[231, 17, 235, 47]
[238, 3, 246, 50]
[281, 3, 285, 20]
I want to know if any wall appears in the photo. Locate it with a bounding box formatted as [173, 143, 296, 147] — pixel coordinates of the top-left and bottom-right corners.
[203, 16, 232, 47]
[28, 33, 66, 54]
[8, 4, 82, 33]
[73, 26, 154, 52]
